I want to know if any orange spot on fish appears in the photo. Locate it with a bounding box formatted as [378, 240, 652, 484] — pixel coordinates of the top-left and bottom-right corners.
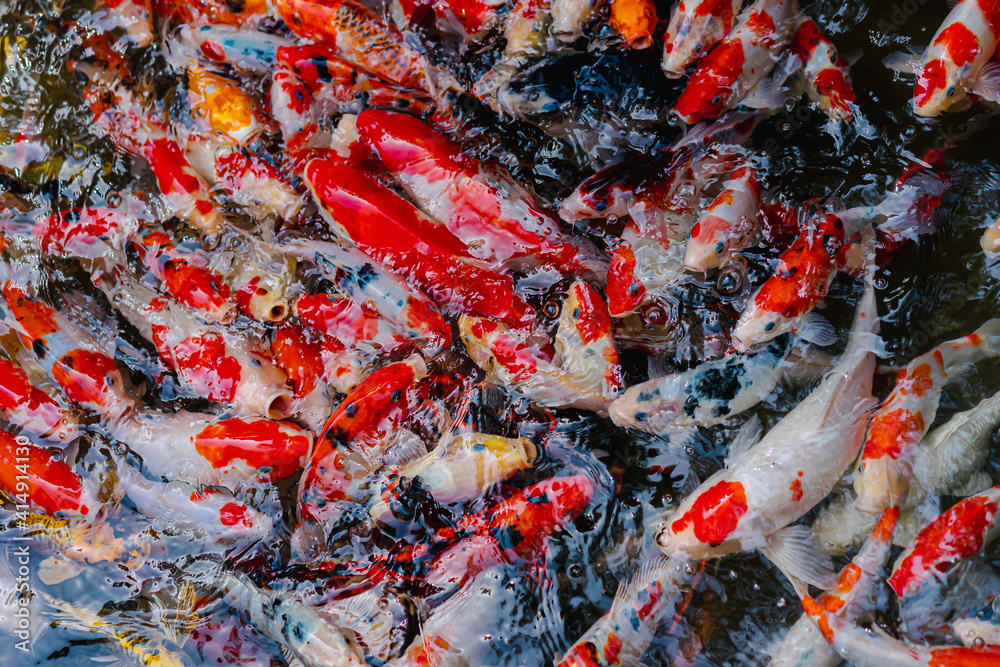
[933, 21, 981, 67]
[861, 408, 925, 460]
[789, 479, 803, 502]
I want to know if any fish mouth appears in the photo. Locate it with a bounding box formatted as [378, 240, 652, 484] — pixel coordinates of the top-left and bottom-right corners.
[264, 390, 295, 420]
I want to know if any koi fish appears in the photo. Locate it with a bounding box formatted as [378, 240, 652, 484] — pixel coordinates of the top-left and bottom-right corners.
[814, 391, 1000, 556]
[884, 0, 1000, 116]
[109, 408, 311, 489]
[472, 0, 552, 104]
[103, 276, 293, 420]
[610, 0, 657, 49]
[800, 591, 1000, 666]
[169, 23, 294, 75]
[95, 0, 154, 47]
[556, 557, 701, 667]
[555, 280, 623, 396]
[731, 211, 845, 351]
[609, 333, 792, 432]
[888, 485, 1000, 605]
[367, 432, 537, 527]
[661, 0, 742, 77]
[219, 570, 367, 667]
[221, 240, 297, 323]
[304, 157, 535, 327]
[39, 590, 193, 667]
[274, 0, 431, 92]
[683, 161, 761, 272]
[298, 355, 430, 524]
[550, 0, 603, 41]
[356, 109, 602, 279]
[983, 214, 1000, 255]
[115, 456, 274, 542]
[853, 319, 1000, 516]
[655, 241, 878, 589]
[769, 503, 900, 667]
[1, 282, 135, 421]
[36, 206, 136, 261]
[271, 321, 333, 429]
[787, 17, 857, 121]
[671, 0, 795, 124]
[459, 313, 615, 414]
[151, 0, 268, 26]
[282, 238, 453, 355]
[0, 356, 78, 442]
[187, 66, 267, 146]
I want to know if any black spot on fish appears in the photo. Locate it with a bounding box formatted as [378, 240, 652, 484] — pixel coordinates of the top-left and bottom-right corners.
[356, 264, 378, 290]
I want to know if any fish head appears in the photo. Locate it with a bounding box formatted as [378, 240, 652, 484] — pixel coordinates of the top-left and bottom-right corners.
[606, 243, 648, 317]
[662, 8, 733, 77]
[508, 475, 595, 541]
[51, 349, 134, 420]
[670, 40, 745, 124]
[684, 214, 738, 272]
[235, 268, 293, 323]
[913, 58, 963, 117]
[608, 376, 687, 431]
[555, 280, 622, 395]
[731, 304, 786, 352]
[655, 478, 748, 558]
[611, 0, 656, 49]
[852, 456, 900, 516]
[356, 109, 459, 174]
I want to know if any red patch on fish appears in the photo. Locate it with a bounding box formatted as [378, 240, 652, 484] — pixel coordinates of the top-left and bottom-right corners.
[569, 282, 613, 343]
[0, 430, 85, 516]
[673, 39, 746, 123]
[606, 245, 646, 316]
[219, 501, 253, 527]
[171, 333, 242, 403]
[272, 323, 324, 397]
[888, 490, 998, 597]
[51, 349, 121, 409]
[861, 408, 925, 460]
[789, 479, 803, 502]
[915, 59, 948, 108]
[928, 645, 1000, 666]
[933, 21, 981, 67]
[194, 418, 310, 481]
[671, 480, 748, 546]
[603, 632, 623, 664]
[2, 284, 59, 342]
[745, 10, 776, 46]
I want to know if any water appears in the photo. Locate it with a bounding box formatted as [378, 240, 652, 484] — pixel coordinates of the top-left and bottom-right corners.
[0, 0, 998, 665]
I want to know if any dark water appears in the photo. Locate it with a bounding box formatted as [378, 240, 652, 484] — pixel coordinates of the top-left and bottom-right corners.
[0, 0, 998, 665]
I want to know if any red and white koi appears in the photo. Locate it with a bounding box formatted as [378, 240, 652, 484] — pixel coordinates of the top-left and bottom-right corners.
[661, 0, 742, 77]
[786, 17, 858, 121]
[1, 283, 134, 421]
[731, 211, 845, 351]
[103, 276, 293, 420]
[885, 0, 1000, 116]
[556, 557, 701, 667]
[356, 109, 602, 279]
[271, 320, 333, 430]
[115, 457, 273, 542]
[684, 162, 761, 271]
[282, 238, 453, 356]
[460, 280, 621, 414]
[35, 206, 137, 261]
[304, 157, 535, 327]
[108, 408, 311, 489]
[853, 318, 1000, 516]
[655, 255, 878, 589]
[167, 23, 294, 75]
[0, 356, 78, 442]
[671, 0, 796, 124]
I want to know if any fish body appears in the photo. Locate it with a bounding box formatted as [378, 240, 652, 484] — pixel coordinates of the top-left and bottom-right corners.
[684, 162, 761, 271]
[36, 207, 135, 260]
[96, 0, 154, 46]
[0, 356, 77, 441]
[662, 0, 742, 77]
[853, 319, 1000, 515]
[610, 333, 792, 432]
[731, 211, 845, 351]
[0, 429, 100, 519]
[672, 0, 795, 123]
[187, 66, 267, 146]
[554, 280, 622, 398]
[787, 18, 857, 120]
[903, 0, 1000, 116]
[356, 109, 600, 278]
[304, 158, 534, 327]
[172, 23, 294, 74]
[655, 266, 878, 587]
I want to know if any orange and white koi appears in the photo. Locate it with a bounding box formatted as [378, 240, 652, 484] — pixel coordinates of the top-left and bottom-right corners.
[186, 66, 267, 146]
[0, 429, 101, 520]
[109, 408, 311, 489]
[304, 157, 535, 327]
[671, 0, 795, 124]
[115, 457, 273, 542]
[983, 214, 1000, 255]
[684, 162, 760, 272]
[787, 17, 857, 121]
[356, 109, 602, 279]
[853, 319, 1000, 515]
[610, 0, 657, 49]
[0, 283, 134, 421]
[661, 0, 742, 77]
[731, 211, 845, 351]
[275, 0, 431, 92]
[655, 254, 878, 589]
[215, 239, 297, 323]
[282, 238, 453, 355]
[0, 356, 77, 442]
[556, 557, 701, 667]
[885, 0, 1000, 116]
[769, 503, 900, 667]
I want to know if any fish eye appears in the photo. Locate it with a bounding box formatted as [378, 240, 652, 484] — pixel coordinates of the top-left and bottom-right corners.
[390, 390, 403, 402]
[712, 94, 722, 105]
[946, 87, 955, 97]
[643, 304, 668, 327]
[716, 267, 744, 295]
[542, 299, 562, 319]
